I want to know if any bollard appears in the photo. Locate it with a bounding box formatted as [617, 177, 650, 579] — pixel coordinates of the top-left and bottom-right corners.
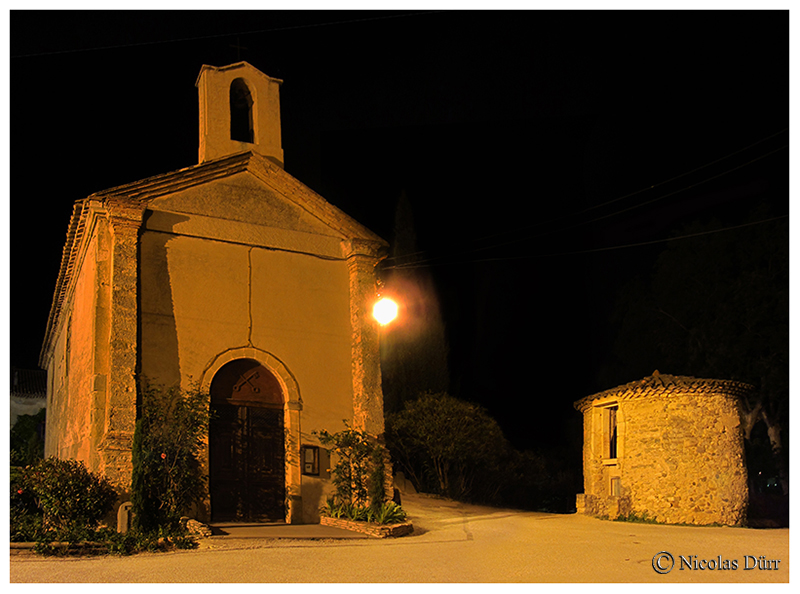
[117, 501, 133, 534]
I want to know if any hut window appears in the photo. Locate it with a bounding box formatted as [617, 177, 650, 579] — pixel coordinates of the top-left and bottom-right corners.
[230, 78, 254, 143]
[606, 406, 618, 459]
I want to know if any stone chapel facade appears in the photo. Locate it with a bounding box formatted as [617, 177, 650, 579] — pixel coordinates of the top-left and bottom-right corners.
[40, 62, 389, 524]
[574, 372, 751, 526]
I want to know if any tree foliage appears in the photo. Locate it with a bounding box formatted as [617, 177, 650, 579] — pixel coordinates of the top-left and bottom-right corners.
[386, 392, 581, 511]
[386, 392, 511, 501]
[10, 408, 46, 466]
[602, 205, 788, 492]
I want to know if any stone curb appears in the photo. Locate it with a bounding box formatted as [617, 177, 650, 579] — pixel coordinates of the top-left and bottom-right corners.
[319, 516, 414, 538]
[10, 541, 110, 556]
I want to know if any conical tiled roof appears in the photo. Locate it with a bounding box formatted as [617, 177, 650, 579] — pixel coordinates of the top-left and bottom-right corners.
[574, 370, 754, 412]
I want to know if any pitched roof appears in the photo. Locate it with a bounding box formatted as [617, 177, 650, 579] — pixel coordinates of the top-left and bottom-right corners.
[40, 151, 388, 366]
[573, 371, 754, 412]
[10, 367, 47, 398]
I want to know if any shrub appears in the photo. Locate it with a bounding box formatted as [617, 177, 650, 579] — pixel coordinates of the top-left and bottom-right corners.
[12, 458, 117, 539]
[315, 422, 386, 508]
[386, 392, 581, 511]
[385, 392, 512, 502]
[368, 501, 407, 524]
[10, 466, 45, 542]
[315, 422, 408, 524]
[131, 382, 211, 533]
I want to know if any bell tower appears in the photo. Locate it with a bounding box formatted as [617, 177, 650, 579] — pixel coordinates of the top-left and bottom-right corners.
[196, 62, 284, 166]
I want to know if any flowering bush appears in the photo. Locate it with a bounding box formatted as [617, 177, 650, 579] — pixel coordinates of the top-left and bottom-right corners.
[11, 458, 117, 541]
[131, 382, 210, 533]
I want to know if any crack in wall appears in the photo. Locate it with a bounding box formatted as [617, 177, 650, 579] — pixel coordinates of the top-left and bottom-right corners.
[247, 247, 254, 346]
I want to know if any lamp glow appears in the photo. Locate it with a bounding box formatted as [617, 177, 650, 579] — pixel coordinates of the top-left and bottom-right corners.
[373, 297, 399, 325]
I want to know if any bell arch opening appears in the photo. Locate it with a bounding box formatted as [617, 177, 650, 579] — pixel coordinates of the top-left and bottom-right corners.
[229, 78, 254, 143]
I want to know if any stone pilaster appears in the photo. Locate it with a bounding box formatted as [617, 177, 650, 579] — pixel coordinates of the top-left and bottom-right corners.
[98, 201, 144, 488]
[343, 238, 386, 437]
[89, 214, 111, 474]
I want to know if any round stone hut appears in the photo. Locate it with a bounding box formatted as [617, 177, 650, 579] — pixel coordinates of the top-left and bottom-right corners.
[573, 371, 752, 526]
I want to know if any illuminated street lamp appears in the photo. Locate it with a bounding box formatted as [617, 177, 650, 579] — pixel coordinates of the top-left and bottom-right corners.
[373, 297, 399, 326]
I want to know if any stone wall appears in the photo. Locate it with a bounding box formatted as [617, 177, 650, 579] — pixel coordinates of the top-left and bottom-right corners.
[319, 516, 413, 538]
[575, 374, 750, 526]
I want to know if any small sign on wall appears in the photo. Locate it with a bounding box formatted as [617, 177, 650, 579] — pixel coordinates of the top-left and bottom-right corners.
[301, 445, 320, 475]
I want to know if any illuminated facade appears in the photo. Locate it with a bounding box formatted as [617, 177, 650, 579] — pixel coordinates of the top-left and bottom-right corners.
[40, 62, 389, 524]
[574, 372, 751, 526]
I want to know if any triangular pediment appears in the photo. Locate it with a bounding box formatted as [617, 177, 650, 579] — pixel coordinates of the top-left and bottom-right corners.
[90, 151, 387, 246]
[148, 171, 344, 239]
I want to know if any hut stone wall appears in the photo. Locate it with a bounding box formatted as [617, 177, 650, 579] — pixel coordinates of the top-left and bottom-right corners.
[575, 373, 750, 526]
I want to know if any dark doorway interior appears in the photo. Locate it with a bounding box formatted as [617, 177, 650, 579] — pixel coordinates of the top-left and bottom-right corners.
[209, 359, 285, 522]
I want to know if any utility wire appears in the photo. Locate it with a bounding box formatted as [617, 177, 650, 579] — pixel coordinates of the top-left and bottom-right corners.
[471, 128, 789, 244]
[387, 141, 787, 271]
[385, 128, 788, 266]
[11, 12, 439, 59]
[385, 215, 788, 270]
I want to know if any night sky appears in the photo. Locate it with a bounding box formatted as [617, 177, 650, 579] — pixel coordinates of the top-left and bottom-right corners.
[7, 10, 789, 455]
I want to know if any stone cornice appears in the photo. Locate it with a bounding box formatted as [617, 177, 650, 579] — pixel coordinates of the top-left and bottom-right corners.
[40, 198, 145, 367]
[40, 200, 105, 366]
[342, 237, 389, 262]
[195, 61, 283, 87]
[574, 372, 755, 413]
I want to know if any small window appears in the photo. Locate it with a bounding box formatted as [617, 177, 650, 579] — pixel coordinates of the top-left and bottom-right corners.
[230, 78, 254, 143]
[610, 476, 621, 496]
[301, 445, 320, 476]
[607, 406, 618, 459]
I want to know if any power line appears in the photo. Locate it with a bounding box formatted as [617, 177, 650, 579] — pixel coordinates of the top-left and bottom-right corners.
[386, 215, 788, 270]
[11, 12, 439, 59]
[387, 141, 787, 270]
[472, 128, 789, 245]
[385, 128, 788, 266]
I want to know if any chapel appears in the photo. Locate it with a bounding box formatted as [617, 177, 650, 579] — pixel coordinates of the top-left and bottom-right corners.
[574, 371, 751, 526]
[39, 62, 389, 524]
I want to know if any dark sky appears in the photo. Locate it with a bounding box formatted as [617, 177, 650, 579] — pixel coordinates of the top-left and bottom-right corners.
[8, 10, 789, 453]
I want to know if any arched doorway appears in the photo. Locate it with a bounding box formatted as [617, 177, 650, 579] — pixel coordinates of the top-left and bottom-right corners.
[209, 358, 286, 522]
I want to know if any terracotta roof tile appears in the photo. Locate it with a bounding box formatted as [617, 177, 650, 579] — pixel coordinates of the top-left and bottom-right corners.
[574, 371, 754, 412]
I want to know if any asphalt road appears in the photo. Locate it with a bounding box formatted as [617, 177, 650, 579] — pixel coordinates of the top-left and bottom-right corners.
[9, 493, 789, 583]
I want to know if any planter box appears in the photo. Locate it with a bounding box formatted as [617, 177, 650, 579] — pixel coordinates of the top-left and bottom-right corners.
[319, 516, 414, 538]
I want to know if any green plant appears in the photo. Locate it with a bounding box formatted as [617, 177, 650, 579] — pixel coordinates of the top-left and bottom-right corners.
[315, 422, 409, 524]
[131, 381, 211, 533]
[367, 501, 407, 524]
[613, 511, 658, 524]
[322, 498, 407, 525]
[19, 458, 117, 535]
[29, 525, 199, 557]
[315, 422, 386, 508]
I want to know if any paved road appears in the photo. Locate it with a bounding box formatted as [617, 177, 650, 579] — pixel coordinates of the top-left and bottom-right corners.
[9, 493, 789, 583]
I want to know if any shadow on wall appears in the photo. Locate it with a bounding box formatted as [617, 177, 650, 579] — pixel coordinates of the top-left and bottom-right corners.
[139, 210, 190, 390]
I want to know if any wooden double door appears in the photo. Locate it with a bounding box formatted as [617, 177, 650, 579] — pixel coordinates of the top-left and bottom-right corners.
[209, 360, 286, 522]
